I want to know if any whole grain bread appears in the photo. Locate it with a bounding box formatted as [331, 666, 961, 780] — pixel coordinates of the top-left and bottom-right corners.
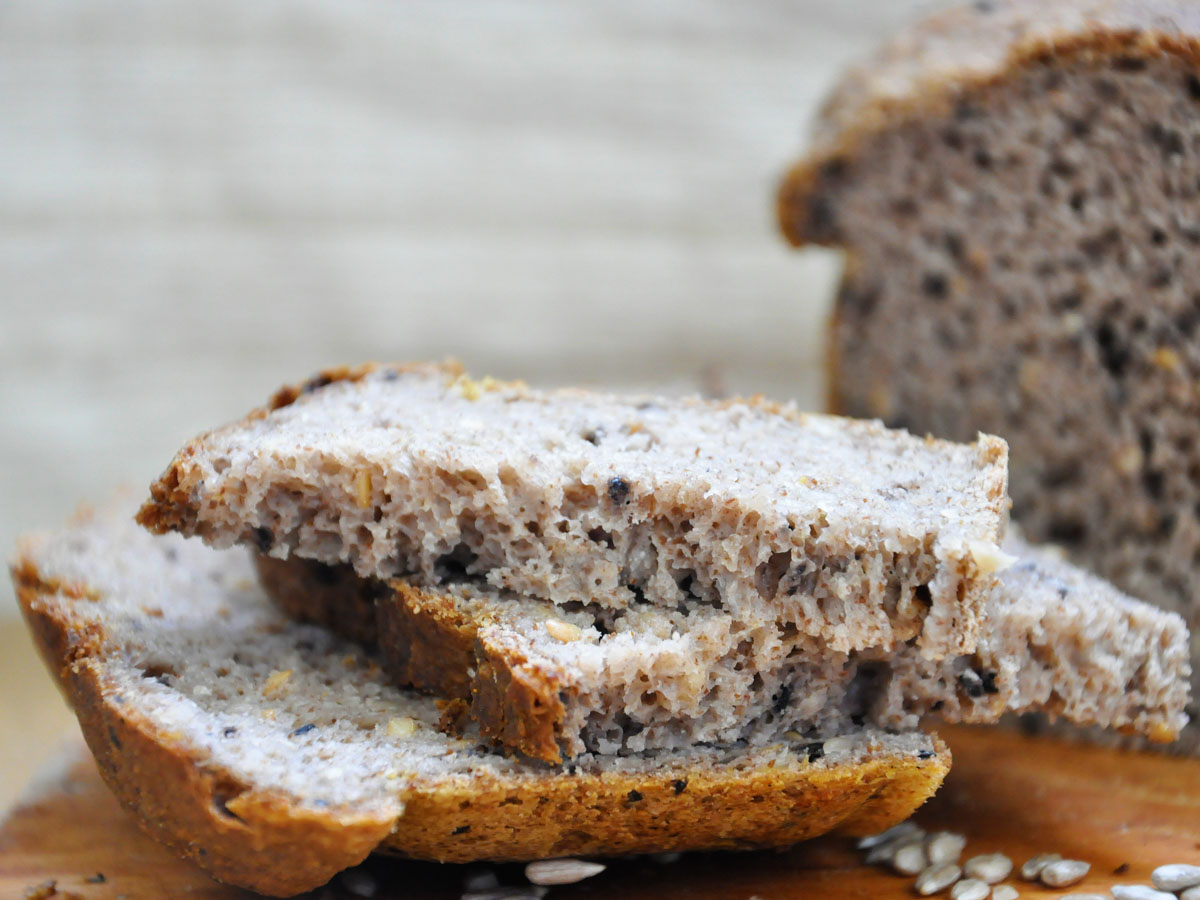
[11, 499, 949, 896]
[776, 0, 1200, 751]
[257, 540, 1190, 763]
[137, 361, 1009, 658]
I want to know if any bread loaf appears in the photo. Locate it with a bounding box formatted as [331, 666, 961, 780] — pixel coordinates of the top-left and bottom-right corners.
[777, 0, 1200, 750]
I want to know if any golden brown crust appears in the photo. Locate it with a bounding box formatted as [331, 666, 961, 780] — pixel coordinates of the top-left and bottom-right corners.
[470, 631, 571, 764]
[258, 565, 574, 762]
[778, 2, 1200, 247]
[254, 555, 382, 648]
[11, 561, 399, 898]
[380, 583, 480, 699]
[382, 741, 950, 862]
[11, 547, 950, 893]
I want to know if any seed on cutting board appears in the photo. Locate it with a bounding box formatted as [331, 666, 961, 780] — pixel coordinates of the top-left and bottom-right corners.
[1021, 853, 1064, 880]
[965, 853, 1014, 884]
[1152, 865, 1200, 892]
[991, 887, 1019, 900]
[1111, 885, 1178, 900]
[916, 863, 963, 895]
[524, 859, 606, 886]
[927, 832, 969, 865]
[858, 821, 925, 850]
[951, 877, 991, 900]
[1040, 860, 1090, 888]
[1181, 885, 1200, 900]
[894, 842, 929, 875]
[869, 835, 923, 866]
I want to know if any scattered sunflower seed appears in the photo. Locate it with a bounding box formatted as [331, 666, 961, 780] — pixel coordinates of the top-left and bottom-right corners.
[462, 870, 501, 891]
[1181, 886, 1200, 900]
[1040, 860, 1090, 888]
[964, 853, 1014, 884]
[894, 842, 930, 876]
[1058, 895, 1109, 900]
[927, 832, 969, 866]
[868, 835, 922, 866]
[1152, 865, 1200, 892]
[951, 877, 991, 900]
[339, 869, 378, 897]
[1111, 885, 1177, 900]
[916, 862, 963, 896]
[1021, 853, 1064, 880]
[858, 821, 925, 850]
[525, 859, 606, 886]
[991, 887, 1019, 900]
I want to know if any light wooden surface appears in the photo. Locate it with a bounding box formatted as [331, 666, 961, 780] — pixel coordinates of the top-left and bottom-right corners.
[3, 724, 1198, 899]
[0, 0, 936, 621]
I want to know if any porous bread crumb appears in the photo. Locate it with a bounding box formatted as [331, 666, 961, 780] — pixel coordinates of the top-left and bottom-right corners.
[138, 362, 1010, 659]
[260, 535, 1190, 761]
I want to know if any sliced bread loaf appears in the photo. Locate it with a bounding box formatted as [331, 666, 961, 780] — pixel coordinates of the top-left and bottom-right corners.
[11, 499, 949, 896]
[257, 540, 1191, 763]
[777, 0, 1200, 749]
[137, 362, 1010, 658]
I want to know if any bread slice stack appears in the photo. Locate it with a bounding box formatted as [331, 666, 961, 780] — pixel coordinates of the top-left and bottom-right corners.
[12, 361, 1192, 895]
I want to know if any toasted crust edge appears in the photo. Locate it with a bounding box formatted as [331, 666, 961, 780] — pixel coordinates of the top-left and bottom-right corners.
[777, 10, 1200, 247]
[11, 556, 400, 898]
[256, 556, 573, 762]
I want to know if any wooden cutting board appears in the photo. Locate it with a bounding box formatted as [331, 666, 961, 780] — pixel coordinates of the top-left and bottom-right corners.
[2, 725, 1198, 900]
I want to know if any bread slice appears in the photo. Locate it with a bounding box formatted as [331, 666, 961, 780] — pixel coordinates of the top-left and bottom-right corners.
[257, 539, 1191, 762]
[11, 499, 950, 897]
[137, 362, 1010, 659]
[776, 0, 1200, 750]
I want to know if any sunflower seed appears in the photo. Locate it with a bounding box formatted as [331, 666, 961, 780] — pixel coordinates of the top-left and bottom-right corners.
[1152, 865, 1200, 892]
[991, 887, 1019, 900]
[1021, 853, 1064, 880]
[964, 853, 1013, 884]
[1112, 886, 1177, 900]
[927, 832, 969, 866]
[868, 834, 923, 866]
[1040, 860, 1090, 888]
[894, 843, 930, 875]
[525, 859, 606, 886]
[462, 871, 500, 891]
[951, 877, 991, 900]
[1058, 895, 1109, 900]
[1181, 886, 1200, 900]
[916, 863, 963, 896]
[339, 870, 378, 897]
[858, 821, 925, 850]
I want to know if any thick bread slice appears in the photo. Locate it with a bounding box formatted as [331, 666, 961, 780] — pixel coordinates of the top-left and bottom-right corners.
[137, 361, 1009, 657]
[776, 0, 1200, 751]
[258, 541, 1190, 763]
[11, 500, 950, 897]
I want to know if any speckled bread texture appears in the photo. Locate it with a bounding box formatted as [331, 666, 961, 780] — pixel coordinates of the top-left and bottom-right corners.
[777, 0, 1200, 751]
[137, 361, 1010, 659]
[11, 500, 950, 897]
[257, 539, 1189, 764]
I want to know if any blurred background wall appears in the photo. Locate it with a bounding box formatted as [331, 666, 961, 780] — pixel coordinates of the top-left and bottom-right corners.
[0, 0, 938, 619]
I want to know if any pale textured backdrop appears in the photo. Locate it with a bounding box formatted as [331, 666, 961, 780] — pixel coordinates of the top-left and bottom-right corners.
[0, 0, 937, 621]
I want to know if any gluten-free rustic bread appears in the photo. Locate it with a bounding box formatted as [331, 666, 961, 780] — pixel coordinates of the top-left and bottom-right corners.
[11, 499, 950, 896]
[777, 0, 1200, 750]
[138, 361, 1010, 659]
[257, 540, 1191, 763]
